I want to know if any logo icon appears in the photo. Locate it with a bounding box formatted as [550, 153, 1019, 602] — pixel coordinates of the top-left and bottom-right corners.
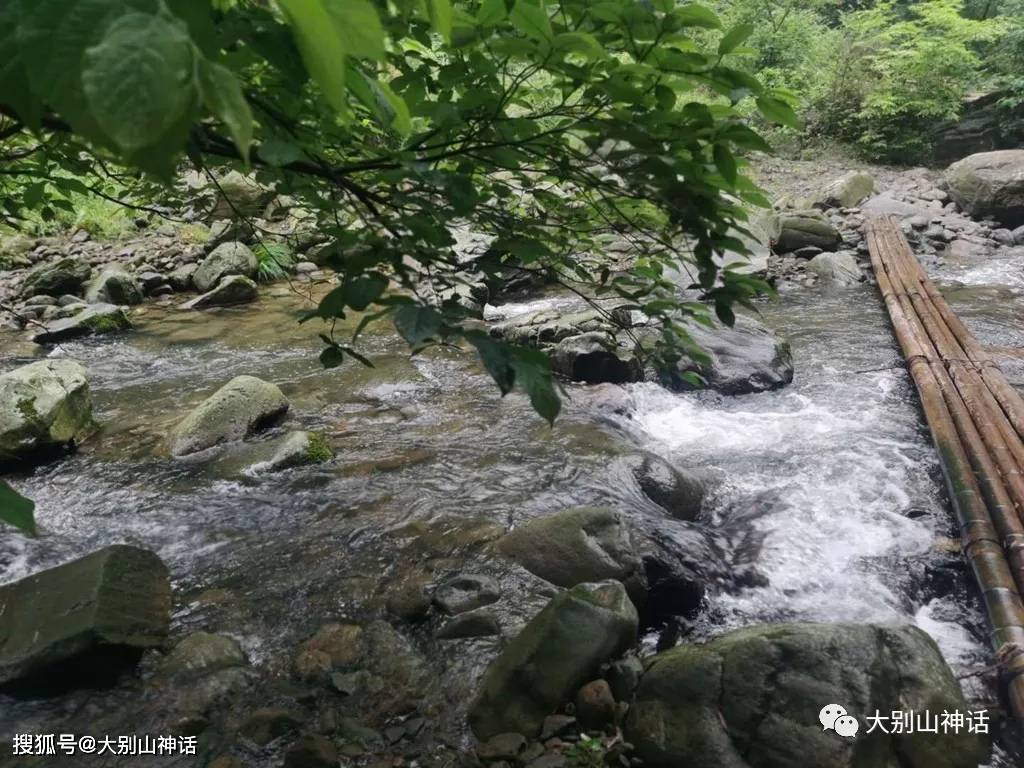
[820, 704, 859, 738]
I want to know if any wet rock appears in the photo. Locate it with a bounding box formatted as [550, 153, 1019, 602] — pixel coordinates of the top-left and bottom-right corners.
[31, 303, 131, 344]
[815, 171, 874, 209]
[490, 307, 631, 347]
[192, 242, 258, 292]
[617, 453, 706, 521]
[477, 732, 527, 761]
[945, 150, 1024, 227]
[294, 623, 363, 681]
[992, 228, 1015, 246]
[540, 714, 577, 741]
[284, 735, 339, 768]
[19, 257, 91, 297]
[385, 575, 433, 623]
[496, 507, 641, 588]
[181, 274, 258, 310]
[437, 611, 501, 639]
[656, 314, 793, 396]
[161, 632, 246, 676]
[469, 580, 638, 740]
[805, 251, 862, 286]
[84, 265, 143, 305]
[550, 333, 643, 385]
[575, 679, 616, 731]
[434, 574, 501, 615]
[626, 623, 986, 768]
[239, 707, 302, 746]
[773, 211, 841, 253]
[169, 375, 289, 456]
[605, 653, 644, 702]
[0, 545, 170, 688]
[256, 430, 333, 472]
[0, 359, 94, 465]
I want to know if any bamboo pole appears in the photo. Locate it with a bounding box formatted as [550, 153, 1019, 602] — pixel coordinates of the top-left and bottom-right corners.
[867, 217, 1024, 718]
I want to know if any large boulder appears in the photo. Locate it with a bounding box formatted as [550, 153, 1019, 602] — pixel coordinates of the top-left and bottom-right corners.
[549, 332, 643, 384]
[815, 172, 874, 209]
[0, 546, 170, 687]
[181, 275, 258, 310]
[945, 150, 1024, 227]
[170, 375, 289, 456]
[208, 171, 275, 221]
[496, 507, 641, 588]
[31, 303, 132, 344]
[656, 314, 793, 395]
[19, 257, 91, 298]
[469, 581, 638, 739]
[773, 211, 841, 253]
[192, 242, 258, 293]
[84, 265, 143, 305]
[861, 193, 922, 220]
[617, 453, 706, 521]
[626, 622, 986, 768]
[0, 360, 94, 464]
[806, 251, 862, 286]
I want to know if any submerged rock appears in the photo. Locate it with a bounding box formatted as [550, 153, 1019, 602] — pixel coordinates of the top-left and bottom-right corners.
[257, 430, 333, 472]
[169, 375, 289, 456]
[192, 242, 258, 293]
[657, 314, 793, 395]
[496, 507, 641, 588]
[19, 257, 91, 298]
[31, 303, 132, 344]
[434, 573, 501, 615]
[84, 265, 143, 305]
[469, 580, 638, 740]
[946, 149, 1024, 227]
[774, 211, 841, 253]
[161, 632, 246, 677]
[617, 453, 707, 521]
[0, 359, 94, 464]
[182, 274, 258, 310]
[626, 622, 986, 768]
[0, 545, 170, 688]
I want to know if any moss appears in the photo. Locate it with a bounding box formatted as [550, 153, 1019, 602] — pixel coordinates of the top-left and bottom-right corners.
[82, 311, 129, 333]
[177, 223, 211, 244]
[305, 432, 334, 463]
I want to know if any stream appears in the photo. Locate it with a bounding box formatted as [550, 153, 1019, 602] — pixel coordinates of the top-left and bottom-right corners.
[3, 245, 1024, 765]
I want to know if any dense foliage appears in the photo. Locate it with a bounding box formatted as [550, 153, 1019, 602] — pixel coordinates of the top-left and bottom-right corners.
[0, 0, 796, 426]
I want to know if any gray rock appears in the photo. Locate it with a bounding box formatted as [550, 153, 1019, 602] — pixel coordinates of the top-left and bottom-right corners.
[815, 171, 874, 208]
[0, 546, 170, 686]
[550, 332, 643, 384]
[861, 193, 922, 219]
[181, 275, 258, 310]
[805, 251, 863, 286]
[575, 679, 616, 730]
[161, 632, 246, 677]
[992, 228, 1015, 246]
[192, 242, 258, 292]
[256, 430, 333, 472]
[606, 653, 644, 702]
[169, 375, 289, 456]
[477, 732, 527, 762]
[469, 581, 638, 739]
[84, 265, 143, 305]
[208, 172, 275, 221]
[496, 507, 640, 588]
[1012, 224, 1024, 245]
[0, 360, 93, 464]
[168, 263, 198, 292]
[626, 622, 986, 768]
[438, 611, 501, 639]
[774, 211, 841, 253]
[945, 149, 1024, 227]
[240, 707, 302, 746]
[656, 314, 793, 396]
[31, 303, 132, 344]
[617, 453, 706, 521]
[434, 574, 501, 615]
[19, 257, 91, 298]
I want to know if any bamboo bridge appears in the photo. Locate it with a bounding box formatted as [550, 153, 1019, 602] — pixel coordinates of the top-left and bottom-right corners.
[867, 216, 1024, 718]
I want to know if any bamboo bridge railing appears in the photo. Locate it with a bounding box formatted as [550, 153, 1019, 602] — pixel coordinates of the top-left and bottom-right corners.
[867, 216, 1024, 718]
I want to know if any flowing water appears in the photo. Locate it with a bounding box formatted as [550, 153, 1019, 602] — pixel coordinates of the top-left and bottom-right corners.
[3, 246, 1024, 764]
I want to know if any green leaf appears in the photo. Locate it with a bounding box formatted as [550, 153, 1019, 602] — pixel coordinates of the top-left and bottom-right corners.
[278, 0, 348, 113]
[674, 4, 722, 30]
[198, 59, 253, 163]
[756, 96, 800, 128]
[320, 345, 345, 368]
[477, 0, 507, 27]
[348, 66, 412, 136]
[510, 0, 552, 43]
[713, 144, 737, 183]
[428, 0, 454, 41]
[554, 32, 605, 60]
[324, 0, 386, 60]
[258, 138, 305, 166]
[464, 330, 514, 394]
[343, 272, 388, 311]
[0, 480, 35, 536]
[718, 23, 753, 55]
[393, 305, 443, 344]
[81, 11, 199, 153]
[0, 2, 43, 128]
[511, 347, 560, 424]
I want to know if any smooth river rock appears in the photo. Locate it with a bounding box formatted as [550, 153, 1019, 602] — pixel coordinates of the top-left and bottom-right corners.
[0, 359, 94, 464]
[816, 171, 874, 209]
[469, 580, 638, 740]
[0, 545, 170, 687]
[84, 265, 143, 305]
[626, 622, 986, 768]
[773, 211, 842, 253]
[181, 274, 258, 310]
[31, 303, 132, 344]
[170, 375, 289, 456]
[945, 149, 1024, 228]
[192, 242, 258, 293]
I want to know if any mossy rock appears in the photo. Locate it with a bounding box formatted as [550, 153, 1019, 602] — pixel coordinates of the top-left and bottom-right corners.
[31, 303, 131, 344]
[19, 257, 91, 298]
[170, 375, 289, 456]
